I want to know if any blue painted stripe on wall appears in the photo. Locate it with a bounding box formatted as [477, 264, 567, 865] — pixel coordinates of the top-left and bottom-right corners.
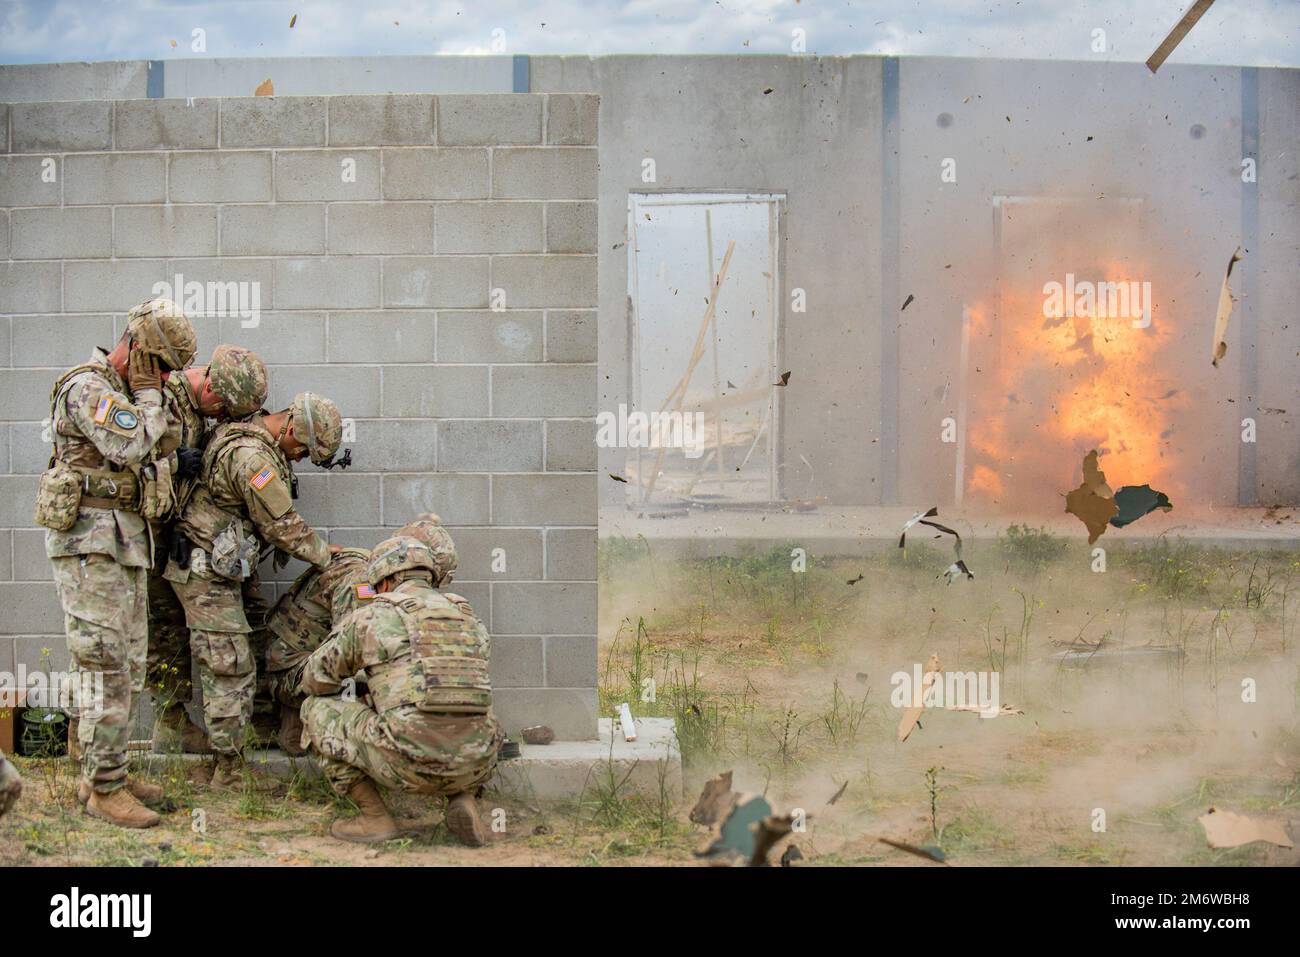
[513, 54, 530, 93]
[146, 60, 164, 98]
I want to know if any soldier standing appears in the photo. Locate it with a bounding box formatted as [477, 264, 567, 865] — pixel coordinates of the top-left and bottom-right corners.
[169, 392, 344, 787]
[299, 532, 502, 846]
[146, 345, 268, 755]
[38, 298, 196, 828]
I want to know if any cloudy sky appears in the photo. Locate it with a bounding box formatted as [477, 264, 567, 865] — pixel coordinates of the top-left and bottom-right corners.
[1, 0, 1297, 67]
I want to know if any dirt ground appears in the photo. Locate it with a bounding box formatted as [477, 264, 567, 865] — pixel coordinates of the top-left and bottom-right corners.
[3, 527, 1298, 866]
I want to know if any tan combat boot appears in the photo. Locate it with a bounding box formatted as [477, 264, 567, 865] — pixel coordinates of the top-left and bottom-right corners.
[85, 786, 160, 829]
[78, 778, 165, 806]
[67, 717, 81, 764]
[444, 791, 488, 847]
[331, 779, 399, 843]
[207, 754, 244, 792]
[277, 707, 307, 757]
[152, 709, 214, 755]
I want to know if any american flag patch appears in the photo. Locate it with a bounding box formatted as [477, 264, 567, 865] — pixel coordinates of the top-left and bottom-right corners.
[355, 583, 376, 600]
[93, 396, 113, 424]
[250, 467, 276, 491]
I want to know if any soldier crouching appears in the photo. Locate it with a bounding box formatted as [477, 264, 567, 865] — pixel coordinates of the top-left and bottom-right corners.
[299, 532, 502, 846]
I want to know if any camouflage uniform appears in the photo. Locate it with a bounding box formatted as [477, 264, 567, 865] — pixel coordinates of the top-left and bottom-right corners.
[264, 547, 372, 711]
[300, 538, 501, 797]
[146, 347, 268, 731]
[44, 315, 192, 793]
[169, 395, 340, 757]
[0, 750, 21, 818]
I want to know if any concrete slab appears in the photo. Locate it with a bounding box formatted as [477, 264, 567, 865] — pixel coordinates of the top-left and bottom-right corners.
[137, 717, 683, 803]
[601, 505, 1300, 557]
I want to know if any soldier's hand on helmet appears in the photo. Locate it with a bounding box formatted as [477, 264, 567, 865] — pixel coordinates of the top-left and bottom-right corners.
[127, 346, 164, 394]
[328, 544, 343, 555]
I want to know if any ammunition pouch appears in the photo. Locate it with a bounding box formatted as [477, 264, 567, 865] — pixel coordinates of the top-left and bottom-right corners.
[210, 518, 259, 581]
[34, 461, 83, 531]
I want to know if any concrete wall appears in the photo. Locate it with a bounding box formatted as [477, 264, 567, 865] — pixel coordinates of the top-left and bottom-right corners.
[0, 92, 599, 739]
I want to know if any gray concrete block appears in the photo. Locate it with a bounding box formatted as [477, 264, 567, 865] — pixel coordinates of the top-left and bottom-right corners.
[545, 418, 597, 471]
[545, 635, 598, 688]
[437, 311, 542, 363]
[170, 151, 273, 203]
[11, 315, 116, 367]
[546, 94, 598, 146]
[216, 311, 325, 364]
[0, 530, 11, 582]
[493, 582, 596, 635]
[10, 422, 49, 473]
[490, 635, 543, 688]
[164, 257, 273, 318]
[64, 153, 166, 205]
[381, 148, 489, 200]
[0, 104, 6, 152]
[0, 427, 9, 472]
[13, 529, 51, 581]
[0, 211, 6, 259]
[493, 365, 595, 417]
[349, 419, 439, 471]
[545, 310, 596, 362]
[492, 473, 596, 525]
[545, 202, 597, 253]
[436, 202, 542, 254]
[274, 149, 379, 201]
[490, 688, 597, 741]
[221, 96, 327, 147]
[0, 636, 10, 676]
[328, 202, 434, 255]
[492, 148, 597, 200]
[382, 363, 488, 417]
[221, 204, 325, 256]
[10, 207, 112, 260]
[265, 364, 381, 418]
[451, 527, 543, 580]
[14, 634, 69, 674]
[0, 317, 8, 367]
[438, 420, 542, 471]
[438, 95, 541, 146]
[11, 101, 111, 153]
[0, 583, 61, 635]
[381, 473, 490, 526]
[0, 262, 62, 314]
[0, 156, 61, 206]
[114, 204, 219, 258]
[326, 526, 389, 548]
[291, 473, 382, 528]
[492, 255, 596, 308]
[64, 259, 169, 313]
[328, 95, 435, 146]
[382, 256, 488, 308]
[0, 61, 146, 103]
[545, 527, 597, 581]
[275, 257, 380, 309]
[115, 99, 219, 149]
[0, 369, 51, 420]
[0, 476, 39, 528]
[327, 311, 435, 363]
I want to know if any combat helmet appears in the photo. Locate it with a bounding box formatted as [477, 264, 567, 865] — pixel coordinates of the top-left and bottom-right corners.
[290, 392, 343, 466]
[207, 345, 268, 418]
[126, 298, 196, 371]
[366, 536, 438, 587]
[395, 514, 458, 586]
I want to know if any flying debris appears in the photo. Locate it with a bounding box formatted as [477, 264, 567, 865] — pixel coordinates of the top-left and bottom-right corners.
[1064, 450, 1118, 544]
[846, 573, 864, 585]
[1110, 484, 1173, 528]
[901, 293, 915, 311]
[1197, 806, 1293, 849]
[1211, 247, 1244, 367]
[897, 654, 941, 743]
[920, 516, 973, 584]
[779, 845, 804, 867]
[608, 473, 629, 483]
[774, 371, 791, 387]
[827, 781, 849, 805]
[898, 506, 939, 548]
[689, 770, 739, 826]
[1146, 0, 1219, 74]
[878, 837, 948, 863]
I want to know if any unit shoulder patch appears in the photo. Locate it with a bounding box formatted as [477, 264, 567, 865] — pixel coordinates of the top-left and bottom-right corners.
[112, 409, 138, 430]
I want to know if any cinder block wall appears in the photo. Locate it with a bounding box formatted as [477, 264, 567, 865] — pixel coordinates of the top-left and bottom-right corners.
[0, 93, 599, 740]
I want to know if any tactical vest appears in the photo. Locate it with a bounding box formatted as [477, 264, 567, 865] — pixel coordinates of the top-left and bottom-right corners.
[366, 592, 492, 716]
[47, 361, 141, 508]
[180, 421, 285, 552]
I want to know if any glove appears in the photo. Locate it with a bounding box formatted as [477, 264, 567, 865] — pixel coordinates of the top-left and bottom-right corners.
[128, 348, 163, 395]
[176, 446, 203, 481]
